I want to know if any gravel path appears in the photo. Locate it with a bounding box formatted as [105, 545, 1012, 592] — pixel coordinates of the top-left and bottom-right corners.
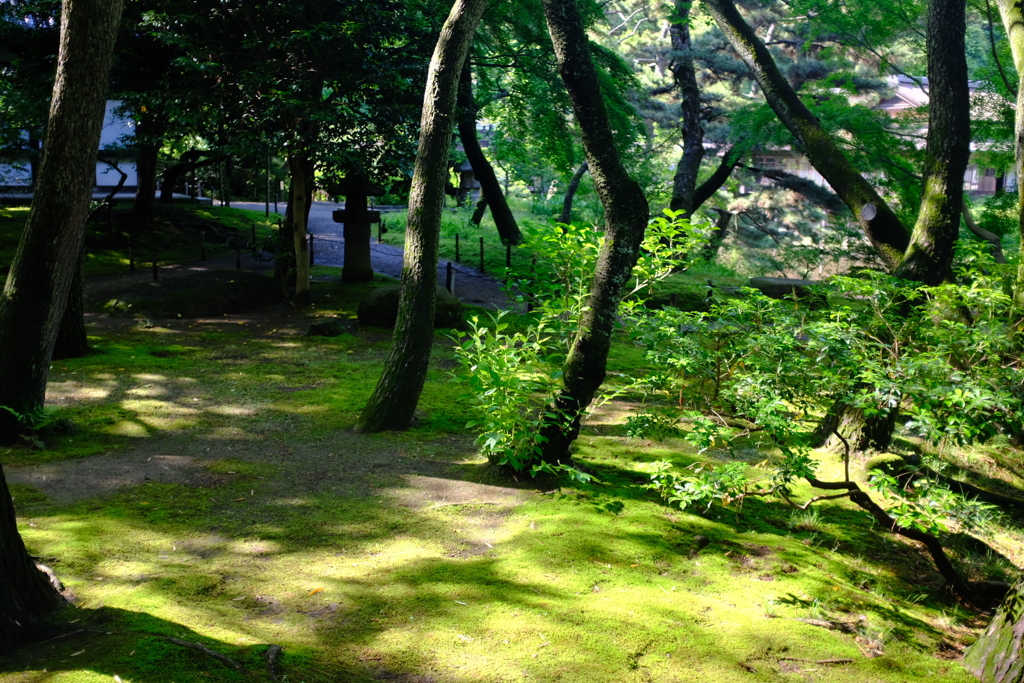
[231, 201, 513, 311]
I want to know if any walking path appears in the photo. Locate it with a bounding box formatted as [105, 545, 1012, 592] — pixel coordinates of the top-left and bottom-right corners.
[229, 201, 513, 310]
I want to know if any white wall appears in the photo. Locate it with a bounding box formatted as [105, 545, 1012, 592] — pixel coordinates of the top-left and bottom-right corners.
[0, 163, 33, 186]
[98, 100, 135, 150]
[96, 159, 138, 188]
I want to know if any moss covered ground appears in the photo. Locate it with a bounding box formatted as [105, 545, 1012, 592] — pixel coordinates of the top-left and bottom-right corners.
[0, 205, 1017, 682]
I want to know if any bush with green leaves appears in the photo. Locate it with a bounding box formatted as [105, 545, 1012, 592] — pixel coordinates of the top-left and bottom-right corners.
[452, 210, 706, 476]
[631, 242, 1022, 596]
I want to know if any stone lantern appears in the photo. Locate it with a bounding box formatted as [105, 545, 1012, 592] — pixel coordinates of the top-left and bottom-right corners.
[330, 173, 384, 282]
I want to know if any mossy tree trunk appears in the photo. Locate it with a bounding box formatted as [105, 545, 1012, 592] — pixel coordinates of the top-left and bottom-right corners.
[457, 64, 521, 245]
[813, 396, 899, 453]
[357, 0, 490, 433]
[994, 0, 1024, 311]
[702, 0, 911, 270]
[893, 0, 970, 285]
[964, 578, 1024, 680]
[536, 0, 650, 464]
[668, 0, 704, 215]
[0, 0, 123, 642]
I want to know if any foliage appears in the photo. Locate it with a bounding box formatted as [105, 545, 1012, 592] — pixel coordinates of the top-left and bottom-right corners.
[452, 211, 706, 474]
[633, 244, 1022, 546]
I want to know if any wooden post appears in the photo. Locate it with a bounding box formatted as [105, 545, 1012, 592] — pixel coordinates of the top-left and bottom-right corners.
[479, 236, 485, 273]
[446, 261, 454, 295]
[200, 232, 206, 261]
[455, 233, 460, 262]
[128, 234, 135, 272]
[308, 234, 315, 266]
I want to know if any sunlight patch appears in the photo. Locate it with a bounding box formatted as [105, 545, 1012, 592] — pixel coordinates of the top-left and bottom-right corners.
[133, 373, 168, 381]
[108, 420, 148, 437]
[227, 539, 281, 555]
[208, 404, 258, 416]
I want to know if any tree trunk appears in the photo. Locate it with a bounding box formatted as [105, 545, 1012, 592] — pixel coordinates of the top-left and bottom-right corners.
[702, 0, 911, 270]
[286, 153, 314, 303]
[471, 195, 488, 225]
[692, 146, 741, 212]
[700, 208, 733, 262]
[893, 0, 970, 285]
[131, 115, 162, 222]
[0, 0, 122, 641]
[52, 245, 90, 360]
[668, 0, 704, 215]
[536, 0, 650, 464]
[457, 64, 521, 245]
[813, 396, 899, 453]
[994, 0, 1024, 310]
[0, 465, 66, 650]
[964, 577, 1024, 681]
[559, 160, 588, 225]
[357, 0, 490, 433]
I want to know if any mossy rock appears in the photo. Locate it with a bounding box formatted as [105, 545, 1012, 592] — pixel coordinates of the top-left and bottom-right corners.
[104, 270, 281, 318]
[862, 453, 909, 476]
[306, 317, 348, 337]
[357, 285, 464, 329]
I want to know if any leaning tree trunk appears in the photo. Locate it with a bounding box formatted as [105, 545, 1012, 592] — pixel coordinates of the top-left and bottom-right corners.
[702, 0, 911, 270]
[457, 64, 521, 245]
[963, 577, 1024, 681]
[994, 0, 1024, 311]
[536, 0, 650, 464]
[559, 159, 588, 225]
[357, 0, 490, 433]
[0, 0, 124, 643]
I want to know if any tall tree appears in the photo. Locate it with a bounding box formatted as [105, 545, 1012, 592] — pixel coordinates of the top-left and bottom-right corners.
[993, 0, 1024, 310]
[0, 0, 125, 643]
[358, 0, 490, 432]
[702, 0, 969, 279]
[536, 0, 650, 464]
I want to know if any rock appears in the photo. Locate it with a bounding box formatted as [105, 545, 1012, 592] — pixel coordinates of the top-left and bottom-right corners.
[306, 317, 348, 337]
[357, 285, 464, 329]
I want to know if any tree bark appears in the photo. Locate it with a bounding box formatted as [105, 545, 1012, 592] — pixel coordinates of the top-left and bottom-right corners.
[286, 152, 314, 303]
[536, 0, 650, 464]
[559, 159, 588, 225]
[700, 208, 733, 261]
[964, 577, 1024, 681]
[893, 0, 970, 285]
[994, 0, 1024, 310]
[0, 0, 123, 642]
[471, 195, 488, 225]
[357, 0, 489, 433]
[702, 0, 911, 269]
[668, 0, 705, 215]
[51, 244, 90, 360]
[692, 146, 741, 212]
[457, 64, 521, 245]
[131, 115, 162, 222]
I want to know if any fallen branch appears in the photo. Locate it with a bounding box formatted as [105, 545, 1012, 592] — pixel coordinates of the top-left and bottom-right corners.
[164, 636, 243, 671]
[793, 617, 858, 634]
[265, 644, 284, 681]
[778, 656, 853, 664]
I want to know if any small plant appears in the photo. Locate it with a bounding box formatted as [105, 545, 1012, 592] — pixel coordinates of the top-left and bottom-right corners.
[0, 405, 65, 449]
